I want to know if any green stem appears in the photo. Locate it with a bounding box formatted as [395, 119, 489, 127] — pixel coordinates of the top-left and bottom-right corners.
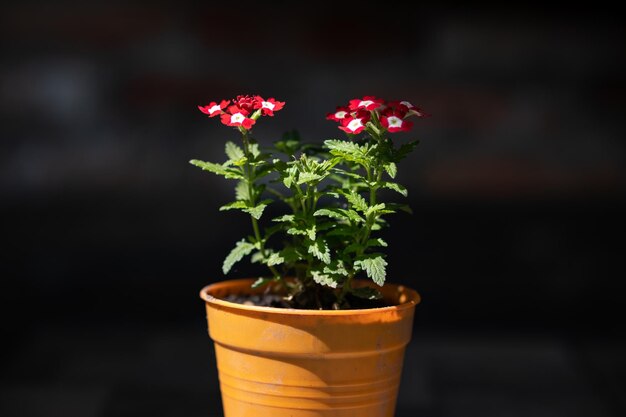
[241, 129, 280, 279]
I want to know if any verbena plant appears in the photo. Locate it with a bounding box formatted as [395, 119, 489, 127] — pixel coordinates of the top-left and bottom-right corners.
[191, 95, 428, 309]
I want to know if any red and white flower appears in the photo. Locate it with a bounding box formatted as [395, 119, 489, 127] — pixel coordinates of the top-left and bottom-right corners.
[339, 110, 370, 134]
[198, 100, 229, 117]
[234, 95, 257, 112]
[220, 105, 256, 129]
[326, 106, 350, 122]
[254, 96, 285, 116]
[390, 100, 429, 117]
[380, 108, 413, 132]
[348, 96, 384, 111]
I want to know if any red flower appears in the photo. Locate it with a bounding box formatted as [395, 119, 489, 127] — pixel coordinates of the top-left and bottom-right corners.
[234, 95, 257, 112]
[198, 100, 229, 117]
[220, 105, 256, 129]
[254, 96, 285, 116]
[380, 108, 413, 132]
[390, 100, 429, 117]
[339, 110, 370, 134]
[348, 96, 384, 111]
[326, 106, 350, 122]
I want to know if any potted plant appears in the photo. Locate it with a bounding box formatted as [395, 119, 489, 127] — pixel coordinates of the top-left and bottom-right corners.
[192, 94, 428, 417]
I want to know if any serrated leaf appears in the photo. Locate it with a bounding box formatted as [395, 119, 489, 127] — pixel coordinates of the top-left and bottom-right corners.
[365, 203, 386, 217]
[225, 141, 245, 161]
[311, 270, 338, 288]
[314, 208, 344, 219]
[287, 226, 308, 236]
[272, 214, 295, 223]
[297, 171, 324, 185]
[249, 142, 261, 158]
[344, 209, 365, 223]
[384, 162, 397, 179]
[250, 251, 264, 263]
[267, 252, 285, 266]
[189, 159, 243, 179]
[244, 203, 268, 220]
[219, 201, 247, 211]
[307, 225, 316, 241]
[393, 140, 419, 162]
[308, 240, 330, 264]
[323, 139, 371, 166]
[354, 255, 387, 286]
[223, 239, 255, 274]
[324, 140, 365, 156]
[349, 286, 383, 300]
[385, 203, 413, 214]
[279, 247, 302, 263]
[235, 181, 249, 201]
[346, 191, 368, 212]
[366, 238, 388, 247]
[382, 182, 407, 197]
[343, 243, 364, 254]
[282, 166, 298, 188]
[323, 260, 348, 276]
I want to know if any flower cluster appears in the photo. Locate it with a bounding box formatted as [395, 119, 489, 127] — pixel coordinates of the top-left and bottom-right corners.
[198, 95, 285, 130]
[326, 96, 428, 135]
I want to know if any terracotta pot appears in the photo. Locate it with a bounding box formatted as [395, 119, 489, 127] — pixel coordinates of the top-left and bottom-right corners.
[200, 278, 420, 417]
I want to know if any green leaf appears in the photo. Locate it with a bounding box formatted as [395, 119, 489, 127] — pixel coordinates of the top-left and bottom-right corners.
[323, 260, 348, 276]
[385, 203, 413, 214]
[311, 270, 338, 288]
[349, 286, 383, 300]
[219, 201, 248, 211]
[346, 191, 368, 213]
[327, 227, 357, 237]
[235, 181, 249, 201]
[313, 208, 343, 220]
[244, 202, 269, 220]
[344, 209, 365, 223]
[223, 239, 255, 274]
[220, 200, 269, 220]
[306, 225, 316, 241]
[248, 142, 261, 158]
[282, 166, 298, 188]
[272, 214, 295, 223]
[287, 227, 307, 236]
[189, 159, 243, 179]
[250, 251, 264, 263]
[365, 203, 386, 217]
[343, 242, 364, 254]
[279, 247, 302, 263]
[382, 182, 408, 197]
[393, 140, 419, 162]
[266, 252, 285, 266]
[354, 255, 387, 286]
[366, 238, 388, 247]
[324, 140, 370, 165]
[308, 240, 331, 264]
[384, 162, 397, 179]
[225, 141, 245, 160]
[297, 172, 324, 185]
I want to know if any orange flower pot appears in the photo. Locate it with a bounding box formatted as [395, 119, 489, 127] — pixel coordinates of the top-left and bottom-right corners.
[200, 278, 420, 417]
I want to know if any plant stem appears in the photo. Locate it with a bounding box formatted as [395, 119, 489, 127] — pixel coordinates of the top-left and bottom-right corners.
[241, 129, 280, 279]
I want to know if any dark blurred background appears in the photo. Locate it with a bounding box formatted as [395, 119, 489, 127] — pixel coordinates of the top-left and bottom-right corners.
[1, 2, 625, 416]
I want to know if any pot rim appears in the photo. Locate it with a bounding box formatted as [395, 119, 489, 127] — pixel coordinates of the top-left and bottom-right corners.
[200, 278, 420, 316]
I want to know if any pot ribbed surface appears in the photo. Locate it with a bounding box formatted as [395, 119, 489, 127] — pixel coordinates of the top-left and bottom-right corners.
[200, 279, 420, 417]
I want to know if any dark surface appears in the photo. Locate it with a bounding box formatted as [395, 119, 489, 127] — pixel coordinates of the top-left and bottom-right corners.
[1, 2, 626, 416]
